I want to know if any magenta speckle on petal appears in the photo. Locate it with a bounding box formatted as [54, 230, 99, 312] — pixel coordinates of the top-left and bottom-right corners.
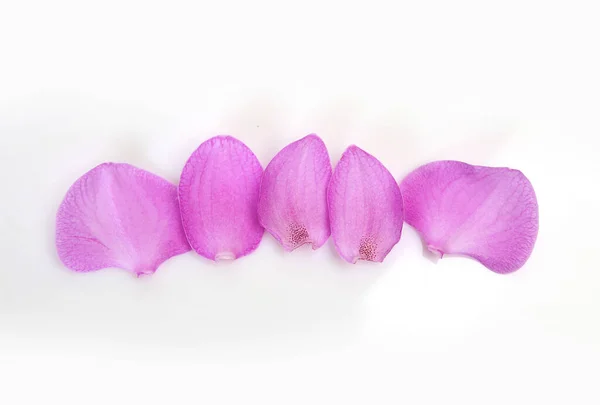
[327, 146, 404, 263]
[55, 163, 191, 276]
[258, 134, 332, 251]
[178, 135, 264, 261]
[400, 160, 539, 273]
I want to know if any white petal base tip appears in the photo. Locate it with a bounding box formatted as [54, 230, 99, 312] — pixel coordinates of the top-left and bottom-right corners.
[427, 245, 445, 259]
[215, 252, 236, 261]
[134, 267, 157, 278]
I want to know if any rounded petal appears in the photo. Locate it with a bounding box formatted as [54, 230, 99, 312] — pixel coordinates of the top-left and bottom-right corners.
[258, 134, 332, 251]
[400, 160, 539, 273]
[56, 163, 191, 276]
[178, 136, 264, 261]
[327, 146, 404, 263]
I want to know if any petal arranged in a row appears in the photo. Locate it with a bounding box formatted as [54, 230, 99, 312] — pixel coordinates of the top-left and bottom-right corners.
[258, 134, 332, 251]
[55, 163, 191, 276]
[400, 160, 539, 273]
[327, 146, 404, 263]
[178, 136, 264, 261]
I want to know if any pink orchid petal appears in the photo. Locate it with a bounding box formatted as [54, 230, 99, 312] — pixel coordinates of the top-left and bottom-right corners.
[178, 136, 264, 261]
[327, 146, 404, 263]
[400, 160, 539, 273]
[56, 163, 191, 276]
[258, 134, 332, 251]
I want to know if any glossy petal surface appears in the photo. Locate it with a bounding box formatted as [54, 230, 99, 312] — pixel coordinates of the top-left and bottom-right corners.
[328, 146, 404, 263]
[258, 134, 332, 251]
[56, 163, 191, 276]
[179, 136, 264, 261]
[400, 160, 539, 273]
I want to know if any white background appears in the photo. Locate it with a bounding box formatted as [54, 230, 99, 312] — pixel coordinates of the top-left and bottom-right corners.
[1, 1, 599, 404]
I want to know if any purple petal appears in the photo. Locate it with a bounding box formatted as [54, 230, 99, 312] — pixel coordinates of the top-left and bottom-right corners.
[178, 136, 264, 261]
[258, 134, 332, 251]
[56, 163, 191, 276]
[400, 160, 539, 273]
[327, 146, 404, 263]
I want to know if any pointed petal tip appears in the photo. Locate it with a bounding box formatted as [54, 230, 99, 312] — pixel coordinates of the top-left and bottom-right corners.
[285, 134, 328, 154]
[213, 134, 237, 141]
[344, 144, 364, 154]
[301, 133, 322, 142]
